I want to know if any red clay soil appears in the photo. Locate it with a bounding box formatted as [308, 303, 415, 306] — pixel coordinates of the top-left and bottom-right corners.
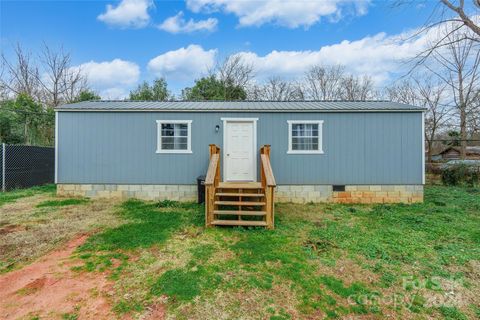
[0, 234, 118, 319]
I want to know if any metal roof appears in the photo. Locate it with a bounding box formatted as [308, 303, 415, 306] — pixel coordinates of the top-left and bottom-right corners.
[56, 100, 424, 112]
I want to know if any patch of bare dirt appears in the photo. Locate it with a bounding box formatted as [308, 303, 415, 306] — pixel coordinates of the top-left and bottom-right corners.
[0, 195, 122, 272]
[0, 224, 26, 235]
[0, 234, 127, 320]
[141, 302, 167, 320]
[316, 257, 380, 286]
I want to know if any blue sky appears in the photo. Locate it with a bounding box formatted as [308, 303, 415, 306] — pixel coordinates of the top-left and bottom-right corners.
[1, 0, 440, 97]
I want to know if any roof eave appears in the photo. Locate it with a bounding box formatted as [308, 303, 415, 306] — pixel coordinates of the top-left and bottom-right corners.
[54, 108, 426, 112]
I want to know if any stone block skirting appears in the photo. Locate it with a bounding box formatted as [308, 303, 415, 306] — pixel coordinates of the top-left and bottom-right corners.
[57, 184, 423, 204]
[57, 184, 197, 201]
[275, 185, 423, 204]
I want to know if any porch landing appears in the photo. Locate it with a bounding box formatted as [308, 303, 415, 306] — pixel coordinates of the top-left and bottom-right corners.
[218, 182, 262, 189]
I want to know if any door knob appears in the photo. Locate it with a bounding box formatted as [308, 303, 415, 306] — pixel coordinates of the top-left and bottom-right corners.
[227, 154, 230, 156]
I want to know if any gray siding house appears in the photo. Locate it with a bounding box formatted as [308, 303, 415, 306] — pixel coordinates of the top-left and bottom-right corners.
[56, 101, 425, 204]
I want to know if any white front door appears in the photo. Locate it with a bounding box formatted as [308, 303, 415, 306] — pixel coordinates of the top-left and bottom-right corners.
[224, 120, 256, 181]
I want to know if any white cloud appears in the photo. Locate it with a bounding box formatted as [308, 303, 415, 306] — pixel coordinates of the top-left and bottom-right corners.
[186, 0, 369, 28]
[158, 11, 218, 33]
[234, 30, 430, 85]
[98, 0, 153, 28]
[74, 59, 140, 98]
[147, 45, 217, 81]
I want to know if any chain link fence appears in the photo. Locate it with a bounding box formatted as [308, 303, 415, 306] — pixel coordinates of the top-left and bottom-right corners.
[1, 144, 55, 191]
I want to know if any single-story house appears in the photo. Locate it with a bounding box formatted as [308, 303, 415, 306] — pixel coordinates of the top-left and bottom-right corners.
[432, 146, 480, 161]
[55, 100, 425, 208]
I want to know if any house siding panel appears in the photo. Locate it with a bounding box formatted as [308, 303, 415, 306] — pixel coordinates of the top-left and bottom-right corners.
[57, 111, 423, 185]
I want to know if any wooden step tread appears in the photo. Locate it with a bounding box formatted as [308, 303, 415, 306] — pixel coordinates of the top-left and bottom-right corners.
[215, 201, 266, 206]
[211, 220, 268, 227]
[218, 182, 262, 189]
[216, 192, 265, 197]
[214, 210, 266, 216]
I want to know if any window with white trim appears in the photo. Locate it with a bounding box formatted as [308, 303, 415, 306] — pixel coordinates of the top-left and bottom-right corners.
[287, 120, 324, 154]
[156, 120, 192, 153]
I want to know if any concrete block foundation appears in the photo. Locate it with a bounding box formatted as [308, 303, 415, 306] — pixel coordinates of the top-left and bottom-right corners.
[57, 184, 423, 204]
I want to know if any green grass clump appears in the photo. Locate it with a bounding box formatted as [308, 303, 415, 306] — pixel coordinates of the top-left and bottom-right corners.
[319, 275, 370, 299]
[0, 184, 55, 207]
[36, 198, 89, 208]
[151, 266, 221, 301]
[78, 200, 190, 252]
[61, 312, 78, 320]
[438, 305, 468, 320]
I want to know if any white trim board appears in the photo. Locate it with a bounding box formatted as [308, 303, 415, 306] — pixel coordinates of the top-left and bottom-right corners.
[422, 111, 425, 185]
[222, 118, 258, 182]
[55, 111, 58, 184]
[287, 120, 324, 154]
[156, 120, 193, 154]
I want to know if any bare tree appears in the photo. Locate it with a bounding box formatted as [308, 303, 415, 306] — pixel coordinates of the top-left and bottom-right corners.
[216, 54, 254, 98]
[467, 93, 480, 136]
[61, 68, 88, 103]
[416, 78, 449, 162]
[1, 44, 41, 98]
[396, 0, 479, 72]
[249, 76, 304, 101]
[304, 65, 344, 100]
[387, 76, 450, 162]
[0, 61, 9, 100]
[1, 43, 88, 107]
[340, 75, 375, 101]
[37, 43, 86, 107]
[425, 31, 480, 158]
[439, 0, 480, 39]
[386, 79, 421, 105]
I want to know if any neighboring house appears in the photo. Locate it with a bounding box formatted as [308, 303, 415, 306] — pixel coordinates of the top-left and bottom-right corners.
[433, 146, 480, 161]
[55, 100, 425, 208]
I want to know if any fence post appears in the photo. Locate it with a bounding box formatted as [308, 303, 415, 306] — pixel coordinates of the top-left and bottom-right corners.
[2, 143, 5, 192]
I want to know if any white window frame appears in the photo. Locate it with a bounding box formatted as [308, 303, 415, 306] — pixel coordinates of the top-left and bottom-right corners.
[287, 120, 324, 154]
[156, 120, 192, 154]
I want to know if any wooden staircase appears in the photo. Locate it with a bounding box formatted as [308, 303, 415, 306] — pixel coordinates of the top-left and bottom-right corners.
[205, 145, 276, 229]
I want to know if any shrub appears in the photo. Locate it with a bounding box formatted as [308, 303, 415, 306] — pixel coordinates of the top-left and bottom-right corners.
[441, 164, 480, 186]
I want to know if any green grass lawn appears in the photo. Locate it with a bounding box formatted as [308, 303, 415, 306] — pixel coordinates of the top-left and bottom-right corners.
[0, 184, 56, 207]
[72, 186, 479, 319]
[1, 185, 479, 319]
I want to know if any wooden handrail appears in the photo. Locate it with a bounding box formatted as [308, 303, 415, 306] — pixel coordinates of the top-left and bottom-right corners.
[260, 145, 276, 187]
[261, 154, 276, 187]
[260, 145, 276, 229]
[205, 144, 221, 186]
[205, 154, 219, 186]
[205, 144, 220, 227]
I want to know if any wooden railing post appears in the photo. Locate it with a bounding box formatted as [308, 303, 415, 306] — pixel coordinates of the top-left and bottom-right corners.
[205, 144, 220, 227]
[260, 145, 275, 229]
[260, 146, 265, 189]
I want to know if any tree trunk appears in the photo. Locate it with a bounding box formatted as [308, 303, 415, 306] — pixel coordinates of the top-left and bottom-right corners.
[427, 140, 433, 163]
[24, 120, 28, 145]
[460, 107, 467, 159]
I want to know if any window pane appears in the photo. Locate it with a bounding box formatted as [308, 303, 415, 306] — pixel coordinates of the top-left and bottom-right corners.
[162, 143, 174, 150]
[161, 123, 175, 137]
[173, 137, 187, 150]
[174, 123, 188, 137]
[160, 122, 189, 150]
[291, 123, 320, 151]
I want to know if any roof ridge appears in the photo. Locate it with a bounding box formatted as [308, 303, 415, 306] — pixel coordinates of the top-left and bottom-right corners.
[85, 99, 393, 103]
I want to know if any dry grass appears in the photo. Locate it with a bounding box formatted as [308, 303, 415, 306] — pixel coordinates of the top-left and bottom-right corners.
[0, 192, 123, 273]
[1, 186, 479, 320]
